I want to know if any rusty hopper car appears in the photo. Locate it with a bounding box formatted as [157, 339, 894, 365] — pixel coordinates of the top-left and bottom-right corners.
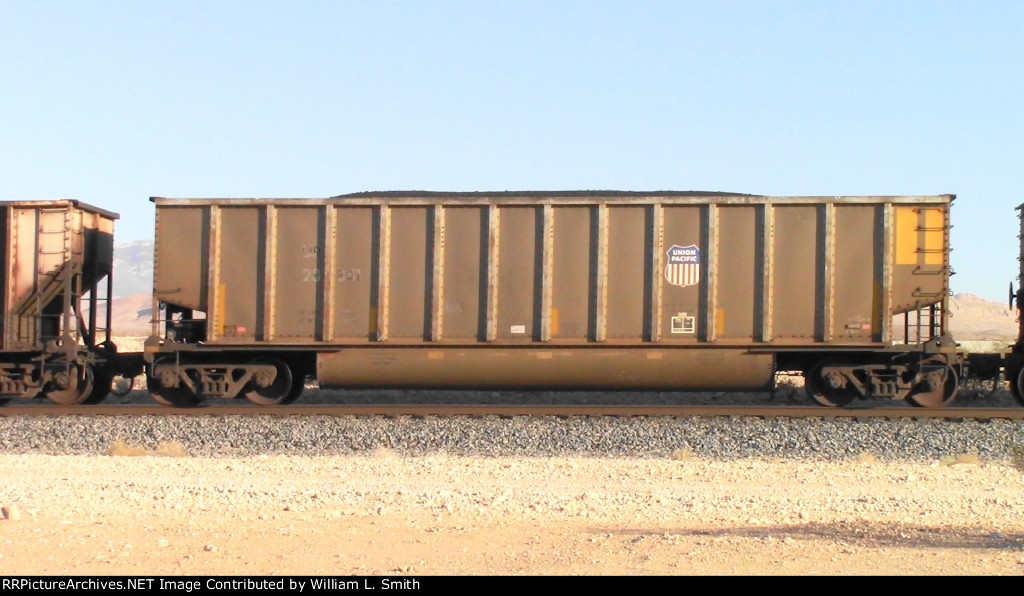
[146, 192, 957, 407]
[1003, 203, 1024, 405]
[0, 200, 119, 404]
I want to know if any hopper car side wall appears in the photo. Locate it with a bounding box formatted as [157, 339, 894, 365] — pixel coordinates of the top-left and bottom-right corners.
[152, 195, 951, 350]
[0, 201, 117, 353]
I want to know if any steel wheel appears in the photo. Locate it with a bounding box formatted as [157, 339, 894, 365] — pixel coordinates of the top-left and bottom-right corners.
[83, 366, 113, 405]
[148, 358, 202, 408]
[243, 358, 298, 405]
[149, 384, 201, 408]
[281, 375, 306, 405]
[804, 360, 857, 407]
[907, 359, 959, 408]
[46, 364, 95, 405]
[1013, 368, 1024, 407]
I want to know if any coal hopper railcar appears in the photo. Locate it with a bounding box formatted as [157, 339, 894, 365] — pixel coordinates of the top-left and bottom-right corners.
[143, 191, 958, 407]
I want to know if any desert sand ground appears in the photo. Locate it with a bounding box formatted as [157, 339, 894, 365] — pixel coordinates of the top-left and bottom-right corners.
[1, 452, 1022, 576]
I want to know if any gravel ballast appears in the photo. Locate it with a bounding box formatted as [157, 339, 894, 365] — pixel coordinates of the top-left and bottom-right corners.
[0, 414, 1021, 462]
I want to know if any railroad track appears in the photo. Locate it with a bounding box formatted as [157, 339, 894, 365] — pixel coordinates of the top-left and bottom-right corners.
[1, 404, 1023, 419]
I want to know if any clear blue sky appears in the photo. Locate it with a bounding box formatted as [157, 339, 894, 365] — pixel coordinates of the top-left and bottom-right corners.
[1, 1, 1021, 302]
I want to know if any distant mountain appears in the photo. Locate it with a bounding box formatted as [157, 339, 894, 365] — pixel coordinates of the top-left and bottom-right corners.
[112, 240, 153, 298]
[110, 292, 153, 336]
[947, 293, 1017, 341]
[109, 240, 154, 337]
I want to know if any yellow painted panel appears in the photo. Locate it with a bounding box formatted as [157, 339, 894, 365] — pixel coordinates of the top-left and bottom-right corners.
[550, 307, 559, 336]
[924, 208, 944, 265]
[715, 308, 725, 338]
[895, 206, 918, 265]
[217, 283, 226, 337]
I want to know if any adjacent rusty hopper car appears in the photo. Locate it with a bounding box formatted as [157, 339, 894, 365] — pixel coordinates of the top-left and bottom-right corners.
[1004, 203, 1024, 405]
[0, 200, 120, 404]
[146, 192, 958, 407]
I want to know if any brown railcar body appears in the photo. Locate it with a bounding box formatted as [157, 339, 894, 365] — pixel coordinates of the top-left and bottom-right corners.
[0, 200, 121, 404]
[144, 192, 958, 407]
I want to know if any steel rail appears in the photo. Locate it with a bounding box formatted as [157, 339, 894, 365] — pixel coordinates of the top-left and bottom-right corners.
[0, 404, 1022, 419]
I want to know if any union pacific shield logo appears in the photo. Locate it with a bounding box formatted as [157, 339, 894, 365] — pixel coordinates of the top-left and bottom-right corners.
[665, 244, 701, 287]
